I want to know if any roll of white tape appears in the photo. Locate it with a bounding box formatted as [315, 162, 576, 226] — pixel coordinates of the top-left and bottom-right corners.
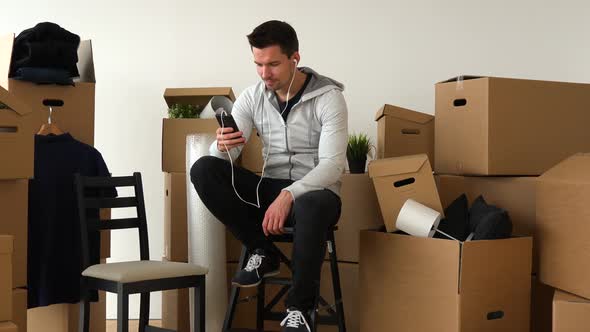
[396, 199, 442, 238]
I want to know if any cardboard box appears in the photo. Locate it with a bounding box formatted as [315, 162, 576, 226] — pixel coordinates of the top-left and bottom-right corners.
[552, 290, 590, 332]
[0, 180, 27, 288]
[240, 129, 264, 173]
[0, 34, 96, 146]
[0, 235, 13, 322]
[164, 172, 188, 262]
[531, 277, 553, 332]
[368, 154, 442, 232]
[435, 76, 590, 176]
[162, 87, 235, 173]
[12, 288, 26, 332]
[28, 281, 106, 332]
[536, 153, 590, 299]
[225, 173, 383, 263]
[226, 262, 357, 331]
[0, 323, 16, 332]
[162, 287, 190, 332]
[374, 104, 434, 164]
[435, 175, 539, 271]
[0, 86, 34, 179]
[359, 230, 532, 332]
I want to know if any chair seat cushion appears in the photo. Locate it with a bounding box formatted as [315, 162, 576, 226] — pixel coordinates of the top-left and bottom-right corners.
[82, 260, 208, 283]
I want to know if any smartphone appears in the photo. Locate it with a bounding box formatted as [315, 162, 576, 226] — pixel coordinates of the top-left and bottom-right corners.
[215, 113, 241, 135]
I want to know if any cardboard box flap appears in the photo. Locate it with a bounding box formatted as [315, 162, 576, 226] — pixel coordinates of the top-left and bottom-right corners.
[459, 237, 532, 294]
[0, 85, 33, 116]
[374, 104, 434, 124]
[75, 40, 95, 83]
[539, 153, 590, 183]
[0, 34, 14, 90]
[164, 87, 236, 109]
[438, 75, 485, 84]
[368, 154, 428, 179]
[0, 235, 13, 254]
[554, 290, 590, 304]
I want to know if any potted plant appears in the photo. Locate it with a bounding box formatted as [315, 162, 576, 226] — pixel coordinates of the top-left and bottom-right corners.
[347, 133, 373, 174]
[168, 103, 202, 119]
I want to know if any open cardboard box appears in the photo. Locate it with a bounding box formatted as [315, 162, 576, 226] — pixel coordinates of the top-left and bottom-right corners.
[360, 230, 532, 332]
[162, 87, 235, 173]
[0, 33, 96, 146]
[435, 174, 539, 272]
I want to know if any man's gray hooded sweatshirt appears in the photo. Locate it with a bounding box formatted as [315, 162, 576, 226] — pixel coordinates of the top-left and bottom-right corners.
[209, 67, 348, 199]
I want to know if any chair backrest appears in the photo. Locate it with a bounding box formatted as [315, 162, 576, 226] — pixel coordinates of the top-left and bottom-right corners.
[74, 172, 149, 269]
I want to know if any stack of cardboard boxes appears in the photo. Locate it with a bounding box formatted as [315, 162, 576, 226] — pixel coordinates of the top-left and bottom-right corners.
[359, 76, 590, 331]
[0, 31, 108, 332]
[160, 87, 235, 332]
[0, 82, 31, 332]
[434, 76, 590, 332]
[361, 92, 531, 331]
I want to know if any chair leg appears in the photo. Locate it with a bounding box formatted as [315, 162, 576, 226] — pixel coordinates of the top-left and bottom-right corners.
[328, 232, 346, 332]
[223, 245, 249, 331]
[78, 298, 90, 332]
[256, 282, 265, 331]
[117, 288, 129, 332]
[193, 277, 206, 332]
[139, 292, 150, 332]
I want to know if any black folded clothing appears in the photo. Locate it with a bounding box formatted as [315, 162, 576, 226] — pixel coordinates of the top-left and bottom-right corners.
[468, 195, 512, 240]
[434, 194, 469, 241]
[10, 22, 80, 78]
[13, 67, 74, 85]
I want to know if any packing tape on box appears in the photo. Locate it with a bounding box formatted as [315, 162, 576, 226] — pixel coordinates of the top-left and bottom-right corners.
[396, 199, 442, 237]
[186, 133, 227, 332]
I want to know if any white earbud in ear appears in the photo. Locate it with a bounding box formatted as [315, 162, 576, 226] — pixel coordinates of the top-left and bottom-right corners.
[293, 59, 298, 65]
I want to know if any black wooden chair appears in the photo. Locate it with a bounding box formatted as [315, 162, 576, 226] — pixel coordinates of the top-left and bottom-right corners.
[75, 172, 207, 332]
[223, 226, 346, 332]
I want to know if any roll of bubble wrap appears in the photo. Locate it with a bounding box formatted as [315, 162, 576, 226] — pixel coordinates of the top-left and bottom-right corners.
[186, 133, 227, 332]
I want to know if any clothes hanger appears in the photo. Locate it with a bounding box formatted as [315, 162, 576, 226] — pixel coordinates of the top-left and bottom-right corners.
[37, 106, 63, 135]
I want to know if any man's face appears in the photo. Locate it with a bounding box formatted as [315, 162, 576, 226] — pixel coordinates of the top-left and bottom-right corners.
[252, 45, 297, 91]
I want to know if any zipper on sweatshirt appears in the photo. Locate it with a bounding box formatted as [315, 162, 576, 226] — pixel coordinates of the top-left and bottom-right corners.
[285, 125, 293, 180]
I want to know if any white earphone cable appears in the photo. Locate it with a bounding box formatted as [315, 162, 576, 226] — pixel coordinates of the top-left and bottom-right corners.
[222, 59, 298, 208]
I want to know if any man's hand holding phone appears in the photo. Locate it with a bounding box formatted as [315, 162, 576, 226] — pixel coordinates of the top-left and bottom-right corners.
[216, 127, 245, 152]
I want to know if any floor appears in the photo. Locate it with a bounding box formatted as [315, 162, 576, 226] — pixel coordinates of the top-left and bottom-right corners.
[106, 320, 161, 331]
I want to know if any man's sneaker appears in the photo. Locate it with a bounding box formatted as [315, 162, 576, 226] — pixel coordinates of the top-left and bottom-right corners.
[231, 249, 280, 287]
[280, 308, 312, 332]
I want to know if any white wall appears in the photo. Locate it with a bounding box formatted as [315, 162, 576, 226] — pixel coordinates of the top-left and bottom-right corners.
[3, 0, 589, 319]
